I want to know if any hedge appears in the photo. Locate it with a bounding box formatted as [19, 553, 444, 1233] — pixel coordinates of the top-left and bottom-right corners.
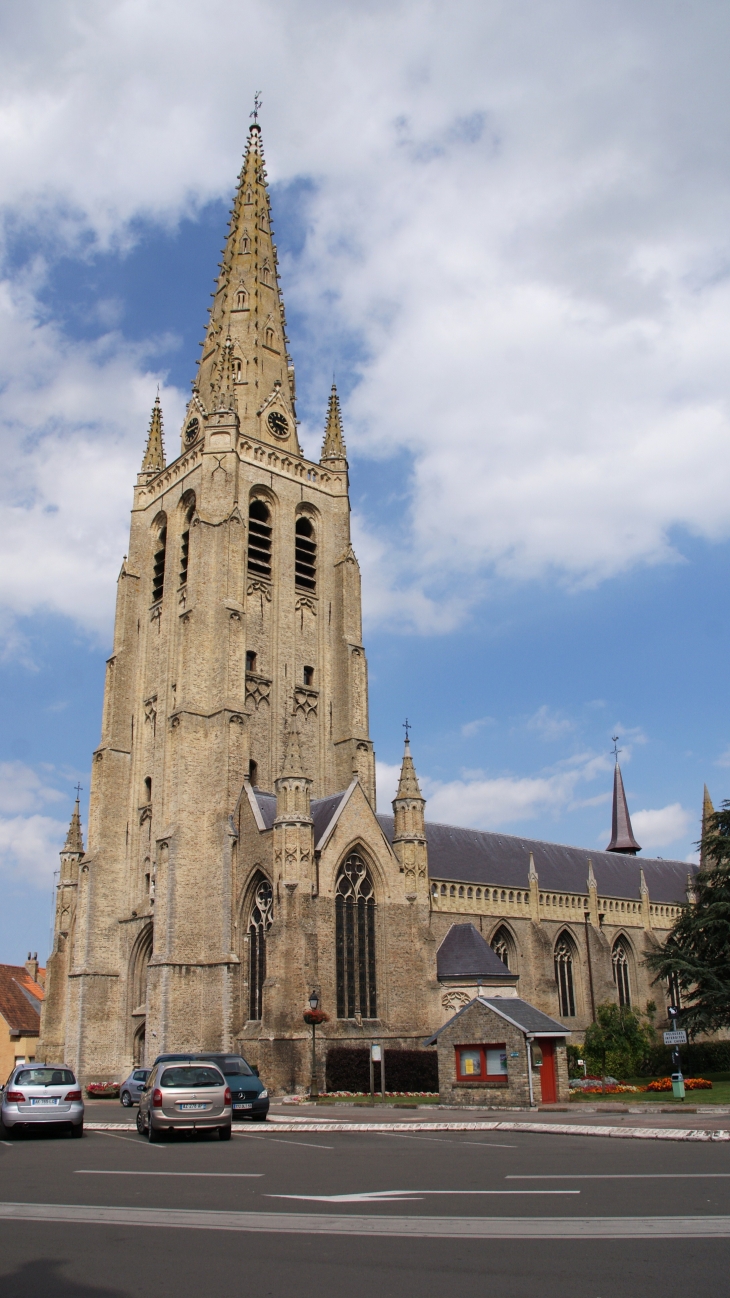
[571, 1038, 730, 1079]
[325, 1047, 438, 1093]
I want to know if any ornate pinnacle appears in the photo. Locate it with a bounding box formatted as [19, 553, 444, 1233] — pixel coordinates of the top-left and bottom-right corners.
[394, 737, 424, 803]
[63, 797, 84, 855]
[320, 382, 347, 462]
[214, 334, 237, 414]
[141, 395, 165, 472]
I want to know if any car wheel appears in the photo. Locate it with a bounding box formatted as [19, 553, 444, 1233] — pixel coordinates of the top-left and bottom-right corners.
[251, 1114, 267, 1122]
[148, 1121, 161, 1143]
[0, 1121, 13, 1139]
[70, 1123, 83, 1139]
[121, 1091, 133, 1107]
[136, 1111, 146, 1135]
[218, 1124, 232, 1141]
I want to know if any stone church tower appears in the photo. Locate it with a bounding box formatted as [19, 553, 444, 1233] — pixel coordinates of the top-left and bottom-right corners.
[39, 122, 438, 1087]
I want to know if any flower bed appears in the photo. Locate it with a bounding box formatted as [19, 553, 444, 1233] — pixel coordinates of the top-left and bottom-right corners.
[645, 1076, 712, 1092]
[85, 1082, 120, 1098]
[570, 1077, 713, 1095]
[569, 1084, 642, 1094]
[325, 1090, 438, 1098]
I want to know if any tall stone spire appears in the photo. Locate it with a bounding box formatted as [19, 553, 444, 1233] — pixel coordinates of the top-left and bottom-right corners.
[606, 763, 641, 855]
[700, 784, 715, 868]
[63, 796, 84, 855]
[320, 382, 347, 464]
[141, 395, 165, 474]
[189, 120, 299, 454]
[392, 737, 428, 899]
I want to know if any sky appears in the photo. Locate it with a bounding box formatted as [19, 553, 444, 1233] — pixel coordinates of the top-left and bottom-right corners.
[2, 0, 730, 962]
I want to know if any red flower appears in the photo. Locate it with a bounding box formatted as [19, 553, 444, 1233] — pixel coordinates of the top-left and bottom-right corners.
[303, 1009, 329, 1025]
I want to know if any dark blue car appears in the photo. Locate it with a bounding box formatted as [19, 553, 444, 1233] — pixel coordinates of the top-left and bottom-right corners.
[152, 1053, 268, 1121]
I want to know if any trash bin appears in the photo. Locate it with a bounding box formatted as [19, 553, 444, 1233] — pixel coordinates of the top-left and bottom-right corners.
[671, 1072, 685, 1100]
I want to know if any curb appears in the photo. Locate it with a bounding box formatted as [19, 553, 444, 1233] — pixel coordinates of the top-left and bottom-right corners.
[84, 1121, 730, 1143]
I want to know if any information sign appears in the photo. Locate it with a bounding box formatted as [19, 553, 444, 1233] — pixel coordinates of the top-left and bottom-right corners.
[663, 1029, 687, 1045]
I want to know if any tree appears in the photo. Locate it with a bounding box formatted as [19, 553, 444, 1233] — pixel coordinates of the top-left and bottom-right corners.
[583, 1003, 654, 1078]
[645, 802, 730, 1034]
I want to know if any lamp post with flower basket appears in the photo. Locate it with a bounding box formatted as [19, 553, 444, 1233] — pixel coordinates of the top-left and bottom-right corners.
[303, 991, 329, 1099]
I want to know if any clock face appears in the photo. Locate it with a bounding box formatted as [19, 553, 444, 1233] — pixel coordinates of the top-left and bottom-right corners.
[267, 410, 289, 438]
[184, 417, 200, 444]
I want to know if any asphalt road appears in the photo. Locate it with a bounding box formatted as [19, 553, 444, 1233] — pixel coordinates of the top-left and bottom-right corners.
[1, 1119, 728, 1297]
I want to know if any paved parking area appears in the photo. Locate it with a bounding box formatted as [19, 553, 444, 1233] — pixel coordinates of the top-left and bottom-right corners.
[1, 1113, 729, 1296]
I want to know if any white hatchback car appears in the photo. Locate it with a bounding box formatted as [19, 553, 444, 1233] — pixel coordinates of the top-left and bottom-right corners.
[1, 1063, 84, 1137]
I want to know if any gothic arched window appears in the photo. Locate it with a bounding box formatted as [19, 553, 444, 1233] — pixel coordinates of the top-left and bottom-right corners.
[248, 874, 273, 1021]
[554, 935, 576, 1017]
[239, 231, 250, 254]
[179, 493, 195, 588]
[490, 926, 515, 972]
[261, 259, 272, 287]
[235, 286, 248, 310]
[248, 499, 272, 579]
[612, 939, 631, 1007]
[295, 517, 316, 592]
[152, 523, 167, 604]
[335, 853, 377, 1019]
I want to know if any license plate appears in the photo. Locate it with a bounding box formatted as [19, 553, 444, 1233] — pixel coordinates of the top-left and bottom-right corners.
[31, 1097, 59, 1105]
[233, 1103, 253, 1110]
[178, 1103, 207, 1110]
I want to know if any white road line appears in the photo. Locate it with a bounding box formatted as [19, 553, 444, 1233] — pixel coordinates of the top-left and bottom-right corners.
[243, 1136, 334, 1151]
[451, 1142, 518, 1149]
[508, 1174, 730, 1180]
[75, 1171, 263, 1178]
[268, 1190, 581, 1203]
[95, 1131, 164, 1149]
[1, 1202, 730, 1238]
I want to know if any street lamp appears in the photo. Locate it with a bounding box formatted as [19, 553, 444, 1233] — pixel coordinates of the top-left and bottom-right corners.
[308, 990, 319, 1099]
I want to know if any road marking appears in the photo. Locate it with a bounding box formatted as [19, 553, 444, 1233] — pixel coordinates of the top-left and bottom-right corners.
[75, 1171, 263, 1178]
[95, 1131, 164, 1149]
[452, 1142, 518, 1149]
[268, 1190, 580, 1203]
[2, 1202, 730, 1238]
[243, 1136, 334, 1151]
[508, 1174, 730, 1180]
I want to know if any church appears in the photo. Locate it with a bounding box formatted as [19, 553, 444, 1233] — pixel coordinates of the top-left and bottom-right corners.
[38, 121, 697, 1092]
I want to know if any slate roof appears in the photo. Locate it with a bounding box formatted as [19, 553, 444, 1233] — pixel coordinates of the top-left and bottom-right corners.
[0, 965, 44, 1035]
[437, 924, 514, 980]
[252, 788, 351, 846]
[424, 996, 569, 1045]
[377, 814, 693, 904]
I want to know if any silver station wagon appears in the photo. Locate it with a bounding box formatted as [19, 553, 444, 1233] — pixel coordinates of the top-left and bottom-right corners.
[1, 1064, 84, 1137]
[137, 1060, 231, 1141]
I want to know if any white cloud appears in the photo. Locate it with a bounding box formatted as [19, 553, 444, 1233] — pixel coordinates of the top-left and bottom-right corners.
[1, 3, 730, 633]
[525, 706, 574, 742]
[630, 803, 693, 850]
[376, 761, 403, 812]
[0, 813, 67, 889]
[0, 761, 63, 815]
[461, 716, 495, 739]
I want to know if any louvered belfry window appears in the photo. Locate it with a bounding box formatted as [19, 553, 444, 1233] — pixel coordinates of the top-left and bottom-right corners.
[248, 500, 272, 579]
[152, 527, 166, 603]
[295, 517, 316, 592]
[248, 874, 273, 1021]
[335, 853, 377, 1019]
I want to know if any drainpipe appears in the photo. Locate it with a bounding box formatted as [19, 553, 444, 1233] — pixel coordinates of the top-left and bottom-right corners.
[526, 1035, 535, 1107]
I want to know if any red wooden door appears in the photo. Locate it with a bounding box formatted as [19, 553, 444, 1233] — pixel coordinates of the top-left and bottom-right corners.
[538, 1039, 557, 1103]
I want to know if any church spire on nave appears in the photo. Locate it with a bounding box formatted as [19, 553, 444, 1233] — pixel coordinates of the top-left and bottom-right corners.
[189, 119, 299, 454]
[606, 760, 641, 856]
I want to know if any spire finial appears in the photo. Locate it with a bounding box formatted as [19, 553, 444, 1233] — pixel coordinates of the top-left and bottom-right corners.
[320, 382, 347, 463]
[403, 717, 411, 742]
[141, 393, 165, 473]
[611, 735, 621, 764]
[250, 91, 262, 125]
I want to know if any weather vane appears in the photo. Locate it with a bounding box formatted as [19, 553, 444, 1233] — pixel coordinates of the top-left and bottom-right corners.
[403, 718, 411, 742]
[611, 735, 621, 764]
[250, 91, 262, 124]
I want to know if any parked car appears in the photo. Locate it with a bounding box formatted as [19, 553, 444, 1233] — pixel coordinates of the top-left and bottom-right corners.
[152, 1052, 269, 1121]
[1, 1063, 84, 1137]
[119, 1068, 151, 1107]
[137, 1060, 231, 1141]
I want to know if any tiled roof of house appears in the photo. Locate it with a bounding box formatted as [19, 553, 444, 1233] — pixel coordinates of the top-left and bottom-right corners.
[0, 965, 45, 1035]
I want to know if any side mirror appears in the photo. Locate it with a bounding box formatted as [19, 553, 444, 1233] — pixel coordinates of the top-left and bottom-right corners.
[251, 1066, 260, 1077]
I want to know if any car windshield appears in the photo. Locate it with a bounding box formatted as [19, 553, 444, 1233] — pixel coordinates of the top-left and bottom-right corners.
[15, 1068, 75, 1087]
[217, 1056, 253, 1077]
[160, 1066, 223, 1088]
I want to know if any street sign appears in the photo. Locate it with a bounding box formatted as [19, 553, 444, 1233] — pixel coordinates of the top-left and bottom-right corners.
[664, 1029, 687, 1045]
[371, 1044, 382, 1061]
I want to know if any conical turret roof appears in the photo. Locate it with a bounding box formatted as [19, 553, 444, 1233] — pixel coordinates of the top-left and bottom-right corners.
[63, 798, 84, 854]
[141, 395, 165, 473]
[320, 382, 347, 462]
[394, 739, 424, 802]
[191, 121, 299, 452]
[606, 763, 641, 855]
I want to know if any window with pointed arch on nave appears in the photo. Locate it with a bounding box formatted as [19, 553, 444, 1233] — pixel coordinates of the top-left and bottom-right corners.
[248, 873, 273, 1021]
[335, 853, 377, 1020]
[554, 934, 577, 1017]
[490, 925, 515, 972]
[612, 938, 631, 1007]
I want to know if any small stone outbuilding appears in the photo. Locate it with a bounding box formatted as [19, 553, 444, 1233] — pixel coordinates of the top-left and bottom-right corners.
[425, 995, 570, 1107]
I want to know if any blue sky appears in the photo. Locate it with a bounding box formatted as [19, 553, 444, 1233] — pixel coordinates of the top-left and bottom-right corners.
[1, 1, 730, 963]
